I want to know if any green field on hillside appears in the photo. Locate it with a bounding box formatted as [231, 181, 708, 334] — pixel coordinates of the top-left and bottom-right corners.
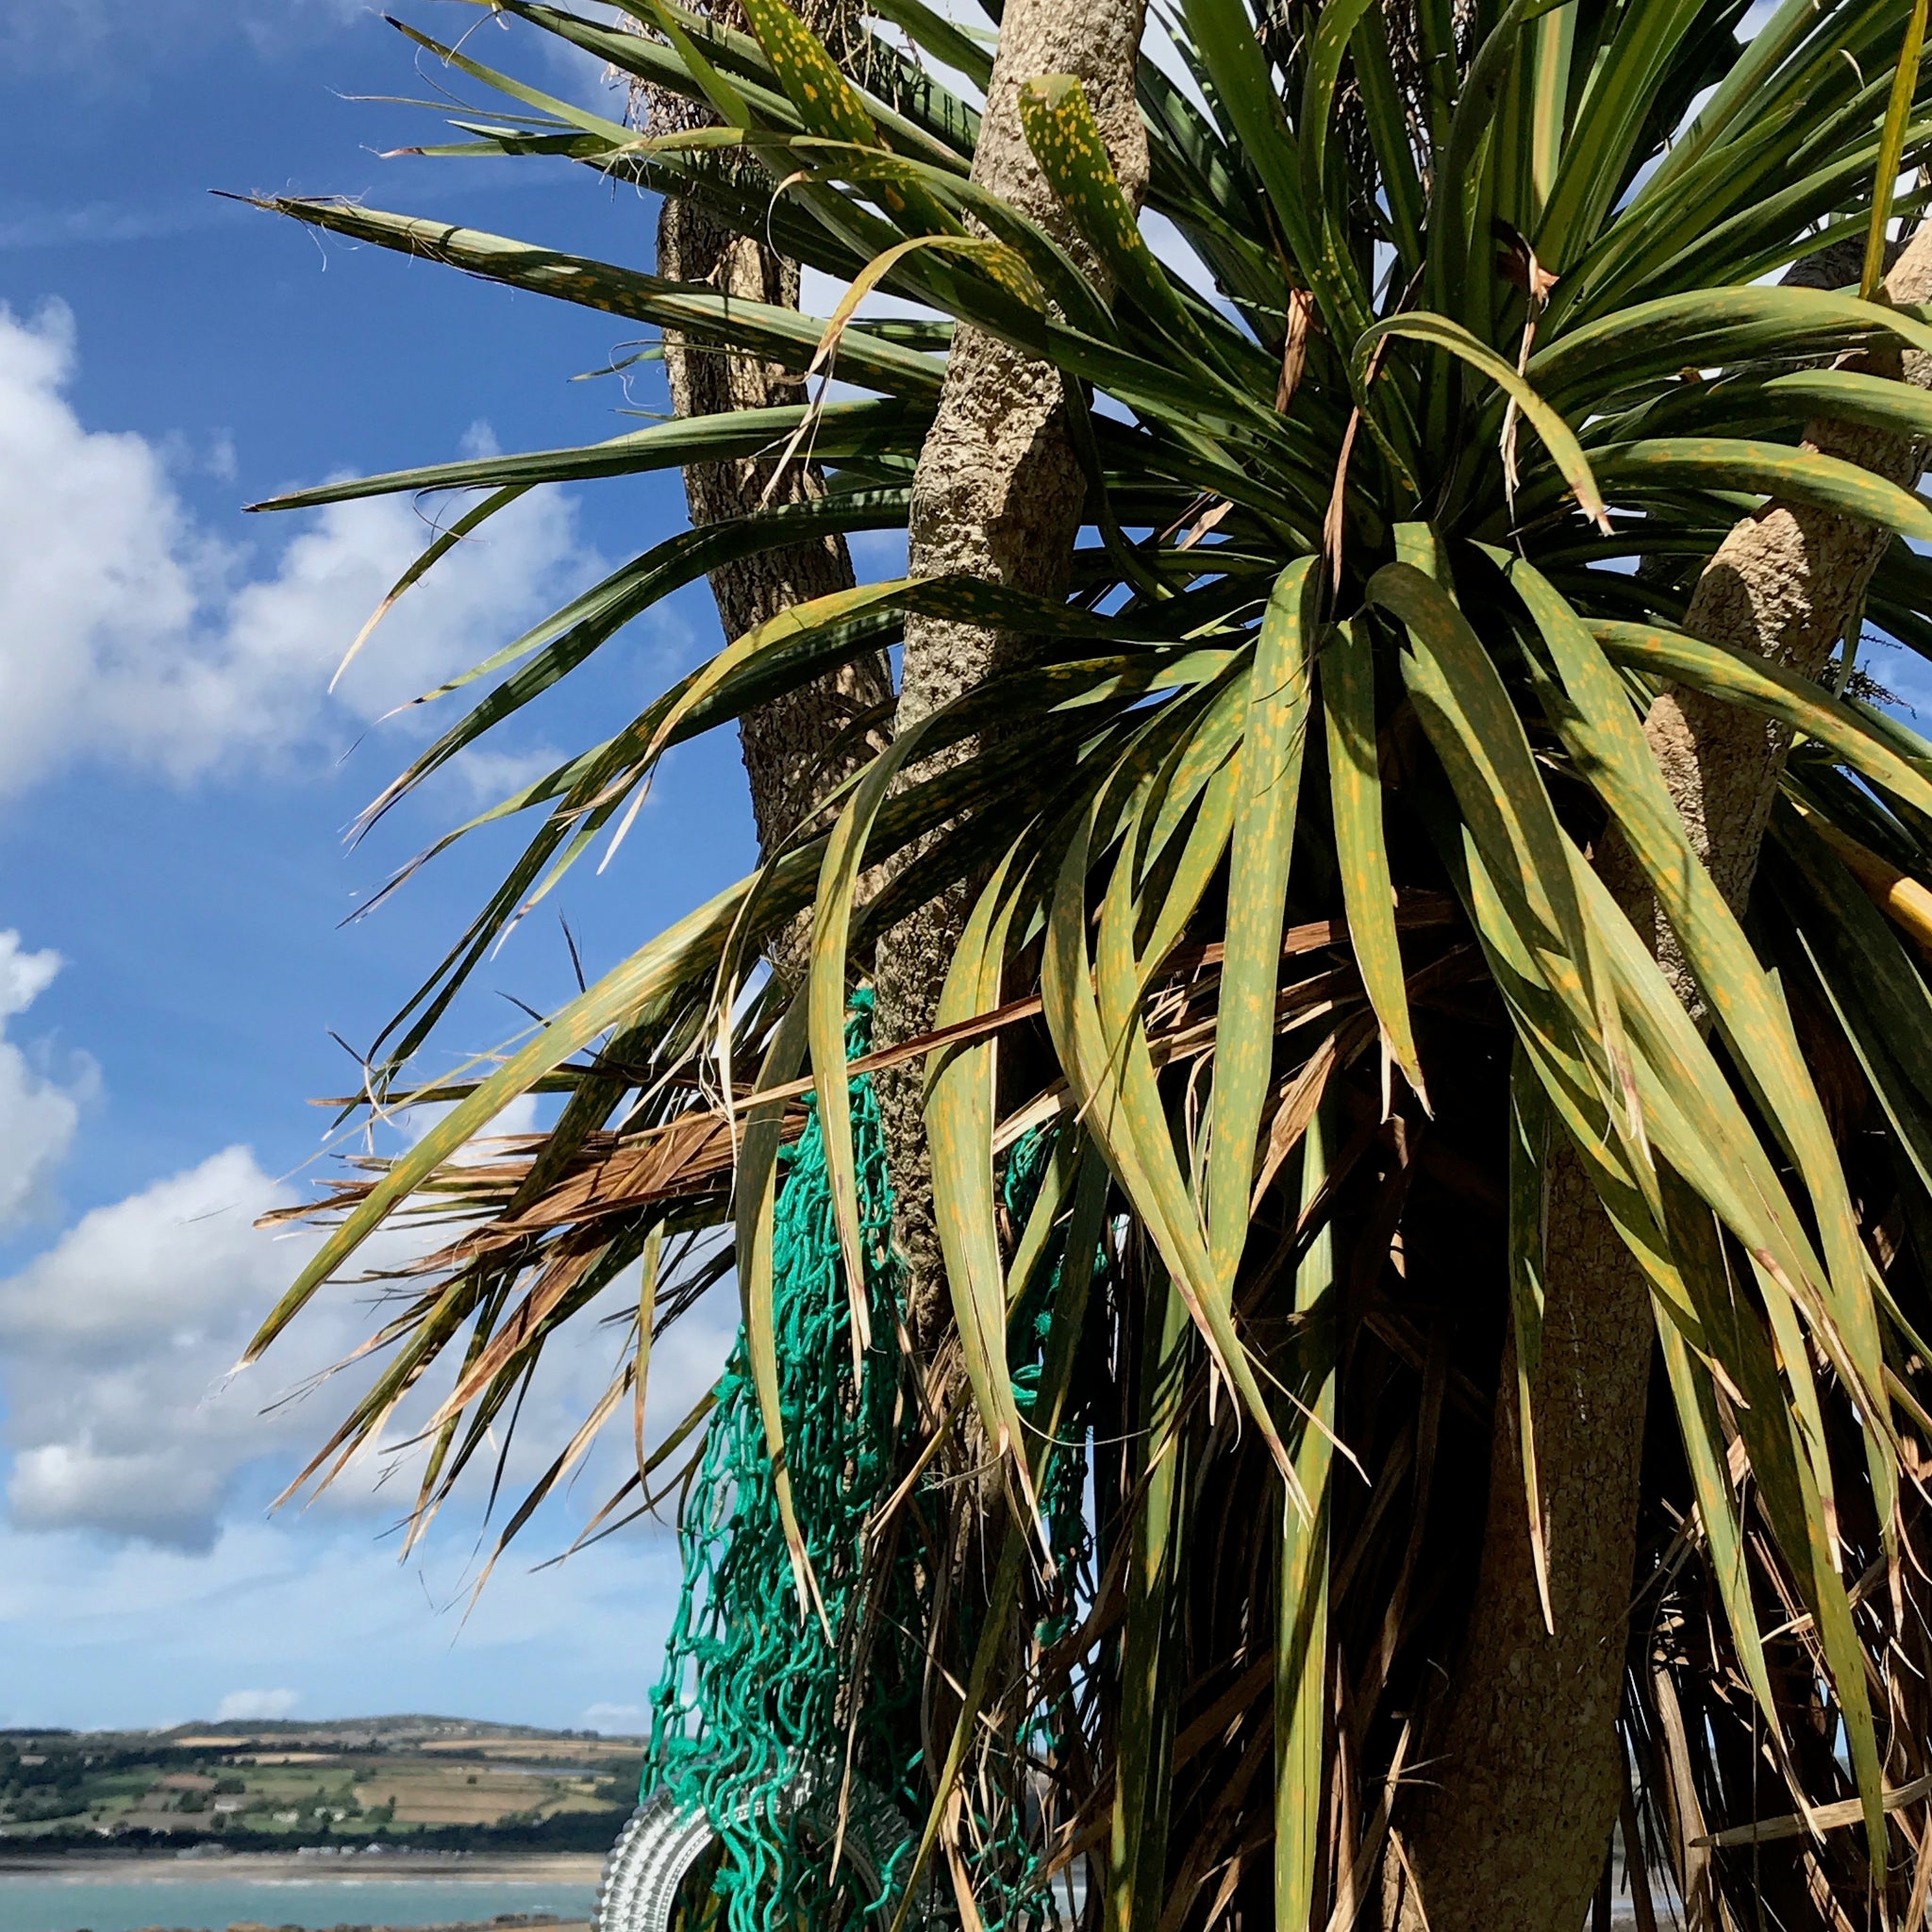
[0, 1719, 641, 1852]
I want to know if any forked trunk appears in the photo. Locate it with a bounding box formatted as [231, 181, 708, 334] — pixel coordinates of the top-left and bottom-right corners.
[1397, 225, 1932, 1931]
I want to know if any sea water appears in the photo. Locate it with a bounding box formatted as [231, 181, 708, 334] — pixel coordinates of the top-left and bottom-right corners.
[0, 1878, 597, 1932]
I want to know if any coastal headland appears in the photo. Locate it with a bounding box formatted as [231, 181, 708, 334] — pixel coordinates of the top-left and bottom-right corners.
[0, 1720, 638, 1858]
[40, 1911, 593, 1932]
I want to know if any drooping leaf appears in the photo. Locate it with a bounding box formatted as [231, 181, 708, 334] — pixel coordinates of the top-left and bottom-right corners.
[1323, 614, 1425, 1108]
[1207, 556, 1319, 1284]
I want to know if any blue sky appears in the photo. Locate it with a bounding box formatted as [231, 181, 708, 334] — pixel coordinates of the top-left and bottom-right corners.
[0, 1, 829, 1734]
[6, 0, 1924, 1752]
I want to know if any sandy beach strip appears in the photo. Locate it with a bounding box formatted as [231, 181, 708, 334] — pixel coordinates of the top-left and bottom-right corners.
[0, 1855, 607, 1885]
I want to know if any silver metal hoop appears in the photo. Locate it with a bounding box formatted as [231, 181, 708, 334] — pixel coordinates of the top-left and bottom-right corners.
[592, 1760, 922, 1932]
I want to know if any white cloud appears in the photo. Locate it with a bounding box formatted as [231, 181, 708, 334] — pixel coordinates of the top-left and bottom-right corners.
[0, 935, 61, 1019]
[447, 742, 575, 808]
[0, 1145, 287, 1346]
[0, 301, 600, 800]
[0, 933, 94, 1235]
[1, 0, 367, 74]
[0, 1146, 311, 1546]
[0, 1510, 683, 1732]
[581, 1701, 645, 1735]
[0, 1140, 480, 1549]
[216, 1687, 301, 1722]
[0, 1118, 736, 1554]
[0, 937, 726, 1557]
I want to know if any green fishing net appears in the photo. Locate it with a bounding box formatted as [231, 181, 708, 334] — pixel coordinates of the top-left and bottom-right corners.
[642, 992, 1094, 1932]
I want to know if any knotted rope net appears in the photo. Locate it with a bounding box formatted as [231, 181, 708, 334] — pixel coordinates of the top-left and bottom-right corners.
[641, 992, 1094, 1932]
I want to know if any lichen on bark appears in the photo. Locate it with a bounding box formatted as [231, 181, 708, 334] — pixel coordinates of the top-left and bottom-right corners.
[873, 0, 1152, 1345]
[637, 8, 895, 988]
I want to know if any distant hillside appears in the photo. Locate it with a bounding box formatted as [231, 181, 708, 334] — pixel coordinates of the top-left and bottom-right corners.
[159, 1717, 632, 1746]
[0, 1721, 642, 1855]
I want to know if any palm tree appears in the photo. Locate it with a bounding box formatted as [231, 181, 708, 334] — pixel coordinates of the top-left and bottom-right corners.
[241, 0, 1932, 1923]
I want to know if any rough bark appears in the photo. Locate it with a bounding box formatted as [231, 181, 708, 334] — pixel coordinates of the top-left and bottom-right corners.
[1396, 1135, 1655, 1932]
[654, 192, 895, 983]
[1398, 225, 1932, 1932]
[637, 6, 894, 984]
[873, 0, 1151, 1342]
[1628, 231, 1932, 996]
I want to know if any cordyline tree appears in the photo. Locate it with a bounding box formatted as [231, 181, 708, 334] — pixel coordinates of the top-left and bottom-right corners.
[240, 0, 1932, 1923]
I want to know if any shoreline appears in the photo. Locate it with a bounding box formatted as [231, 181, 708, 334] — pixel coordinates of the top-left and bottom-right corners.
[0, 1855, 607, 1885]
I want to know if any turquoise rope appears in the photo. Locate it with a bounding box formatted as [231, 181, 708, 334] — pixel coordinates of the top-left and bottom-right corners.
[644, 993, 914, 1932]
[643, 998, 1093, 1932]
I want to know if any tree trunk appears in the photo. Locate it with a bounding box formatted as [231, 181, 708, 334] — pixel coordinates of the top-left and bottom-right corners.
[1398, 226, 1932, 1932]
[641, 12, 894, 982]
[1395, 1136, 1654, 1932]
[654, 192, 895, 977]
[873, 0, 1151, 1342]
